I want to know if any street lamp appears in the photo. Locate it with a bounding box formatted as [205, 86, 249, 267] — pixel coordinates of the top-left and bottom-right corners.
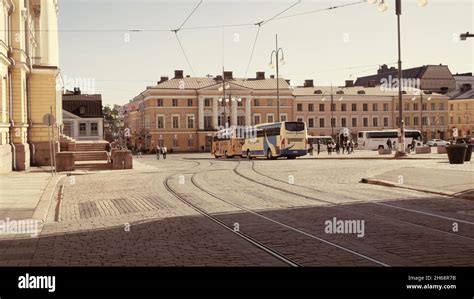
[218, 75, 241, 128]
[269, 34, 286, 122]
[320, 84, 343, 139]
[369, 0, 428, 157]
[460, 32, 473, 41]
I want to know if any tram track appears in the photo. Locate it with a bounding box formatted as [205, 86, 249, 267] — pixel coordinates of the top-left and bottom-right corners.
[229, 160, 474, 242]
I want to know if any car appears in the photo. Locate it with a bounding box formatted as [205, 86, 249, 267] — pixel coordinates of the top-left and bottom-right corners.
[426, 139, 450, 147]
[454, 137, 474, 145]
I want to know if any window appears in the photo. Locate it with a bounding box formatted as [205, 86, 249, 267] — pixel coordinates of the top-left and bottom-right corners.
[238, 100, 243, 107]
[172, 115, 180, 128]
[157, 99, 163, 107]
[204, 116, 212, 130]
[450, 104, 453, 110]
[404, 116, 410, 126]
[90, 123, 98, 136]
[172, 99, 178, 107]
[439, 116, 445, 126]
[413, 103, 418, 110]
[188, 135, 194, 147]
[267, 114, 274, 123]
[204, 98, 211, 107]
[237, 116, 245, 126]
[331, 118, 336, 127]
[352, 104, 357, 111]
[187, 99, 193, 107]
[363, 104, 368, 112]
[319, 118, 325, 128]
[79, 107, 86, 115]
[187, 115, 194, 129]
[79, 123, 86, 136]
[422, 116, 428, 126]
[280, 114, 287, 122]
[297, 103, 303, 112]
[373, 104, 378, 111]
[297, 117, 304, 123]
[352, 118, 357, 127]
[308, 118, 315, 128]
[254, 99, 260, 106]
[414, 117, 419, 126]
[372, 118, 378, 127]
[331, 103, 336, 112]
[422, 103, 427, 110]
[431, 103, 435, 111]
[308, 104, 314, 112]
[383, 117, 389, 127]
[158, 138, 164, 147]
[319, 104, 325, 112]
[157, 115, 165, 129]
[363, 117, 369, 127]
[341, 118, 347, 127]
[439, 103, 444, 110]
[268, 99, 273, 106]
[341, 104, 347, 111]
[383, 103, 389, 111]
[404, 103, 409, 111]
[254, 115, 261, 125]
[173, 138, 179, 148]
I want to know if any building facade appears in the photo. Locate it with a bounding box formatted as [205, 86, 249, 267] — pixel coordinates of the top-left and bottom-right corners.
[128, 70, 293, 152]
[62, 89, 104, 141]
[0, 0, 61, 173]
[127, 71, 450, 152]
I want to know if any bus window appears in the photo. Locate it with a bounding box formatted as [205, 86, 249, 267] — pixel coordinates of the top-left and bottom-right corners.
[285, 122, 305, 132]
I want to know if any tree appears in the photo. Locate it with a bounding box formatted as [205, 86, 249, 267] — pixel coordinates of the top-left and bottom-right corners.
[103, 104, 122, 142]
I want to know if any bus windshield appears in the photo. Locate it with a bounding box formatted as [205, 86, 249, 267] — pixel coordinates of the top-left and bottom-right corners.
[285, 122, 305, 132]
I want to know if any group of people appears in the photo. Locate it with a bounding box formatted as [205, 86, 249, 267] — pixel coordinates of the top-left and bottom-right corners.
[308, 139, 356, 156]
[134, 144, 168, 159]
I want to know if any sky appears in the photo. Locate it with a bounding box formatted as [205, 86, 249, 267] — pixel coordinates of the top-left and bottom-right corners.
[58, 0, 473, 106]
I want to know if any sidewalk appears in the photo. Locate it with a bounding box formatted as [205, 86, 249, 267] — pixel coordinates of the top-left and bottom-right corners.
[361, 166, 474, 200]
[0, 169, 64, 223]
[302, 148, 447, 160]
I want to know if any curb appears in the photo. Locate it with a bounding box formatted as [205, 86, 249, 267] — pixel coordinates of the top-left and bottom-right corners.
[360, 178, 473, 200]
[31, 174, 66, 234]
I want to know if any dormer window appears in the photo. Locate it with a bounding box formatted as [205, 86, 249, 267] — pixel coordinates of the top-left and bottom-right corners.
[357, 90, 366, 95]
[79, 107, 86, 115]
[336, 90, 344, 95]
[313, 90, 322, 94]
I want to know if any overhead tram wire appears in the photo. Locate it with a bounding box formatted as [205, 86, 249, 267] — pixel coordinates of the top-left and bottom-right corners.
[172, 0, 204, 77]
[260, 0, 302, 26]
[272, 0, 367, 21]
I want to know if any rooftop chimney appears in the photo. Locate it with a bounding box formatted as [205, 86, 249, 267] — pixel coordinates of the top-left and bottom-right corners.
[158, 76, 169, 84]
[73, 87, 81, 95]
[256, 72, 265, 80]
[304, 79, 314, 88]
[345, 80, 354, 87]
[223, 71, 233, 80]
[174, 70, 184, 79]
[270, 75, 275, 79]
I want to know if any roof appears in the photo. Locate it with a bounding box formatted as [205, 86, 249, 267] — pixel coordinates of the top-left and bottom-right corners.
[292, 86, 446, 97]
[63, 94, 103, 118]
[448, 89, 474, 100]
[354, 65, 454, 88]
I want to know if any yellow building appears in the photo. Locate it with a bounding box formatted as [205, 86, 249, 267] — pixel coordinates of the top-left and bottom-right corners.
[448, 98, 474, 139]
[0, 0, 61, 173]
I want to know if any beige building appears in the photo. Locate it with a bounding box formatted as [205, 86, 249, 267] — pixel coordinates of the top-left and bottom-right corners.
[127, 71, 451, 152]
[0, 0, 61, 173]
[293, 80, 450, 141]
[128, 70, 293, 152]
[448, 97, 474, 139]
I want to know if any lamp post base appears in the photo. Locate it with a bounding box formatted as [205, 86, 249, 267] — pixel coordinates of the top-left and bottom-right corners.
[394, 150, 408, 158]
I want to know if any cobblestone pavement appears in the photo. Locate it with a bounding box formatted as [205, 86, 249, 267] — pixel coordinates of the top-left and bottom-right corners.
[0, 153, 473, 266]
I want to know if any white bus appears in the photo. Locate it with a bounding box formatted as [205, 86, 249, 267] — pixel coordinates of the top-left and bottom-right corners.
[242, 121, 308, 160]
[357, 129, 423, 150]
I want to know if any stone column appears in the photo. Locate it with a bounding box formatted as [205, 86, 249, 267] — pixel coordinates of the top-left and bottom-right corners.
[245, 98, 252, 126]
[198, 97, 204, 130]
[231, 100, 238, 126]
[212, 98, 218, 129]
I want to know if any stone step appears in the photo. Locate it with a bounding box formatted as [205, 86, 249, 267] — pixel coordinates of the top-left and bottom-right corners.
[74, 151, 108, 162]
[75, 144, 107, 151]
[74, 161, 113, 171]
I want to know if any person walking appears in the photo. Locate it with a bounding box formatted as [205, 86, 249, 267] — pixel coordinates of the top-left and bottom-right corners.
[156, 145, 161, 160]
[309, 143, 314, 156]
[386, 138, 392, 150]
[342, 141, 346, 155]
[335, 142, 340, 155]
[317, 140, 321, 156]
[327, 142, 332, 156]
[137, 144, 142, 158]
[349, 140, 354, 154]
[162, 146, 167, 159]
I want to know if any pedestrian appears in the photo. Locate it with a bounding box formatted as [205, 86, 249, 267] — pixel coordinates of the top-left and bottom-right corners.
[342, 141, 346, 154]
[105, 141, 112, 162]
[327, 142, 332, 156]
[392, 140, 396, 151]
[162, 146, 167, 159]
[317, 140, 321, 156]
[335, 142, 340, 155]
[309, 144, 314, 156]
[137, 144, 142, 158]
[349, 140, 354, 154]
[386, 138, 392, 150]
[156, 145, 161, 160]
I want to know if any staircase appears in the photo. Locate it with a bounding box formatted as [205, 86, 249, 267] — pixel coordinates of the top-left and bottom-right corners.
[73, 141, 111, 171]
